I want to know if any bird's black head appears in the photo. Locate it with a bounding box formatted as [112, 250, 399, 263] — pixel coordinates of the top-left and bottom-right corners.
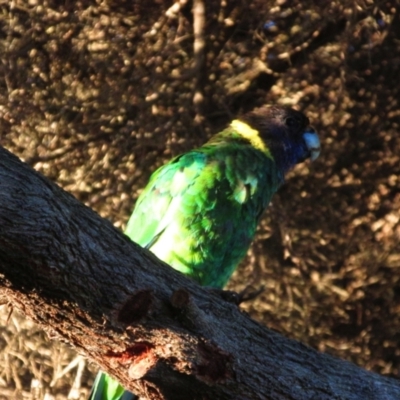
[239, 106, 320, 173]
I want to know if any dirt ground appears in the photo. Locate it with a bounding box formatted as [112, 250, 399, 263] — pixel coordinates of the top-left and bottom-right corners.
[0, 0, 400, 398]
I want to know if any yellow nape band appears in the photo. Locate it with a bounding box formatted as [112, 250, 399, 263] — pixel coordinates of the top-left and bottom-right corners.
[230, 120, 272, 158]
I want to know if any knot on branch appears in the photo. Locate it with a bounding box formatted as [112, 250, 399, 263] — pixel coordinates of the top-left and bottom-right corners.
[117, 289, 154, 325]
[170, 288, 213, 337]
[170, 287, 191, 309]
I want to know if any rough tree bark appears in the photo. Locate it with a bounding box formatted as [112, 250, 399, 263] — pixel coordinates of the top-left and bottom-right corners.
[0, 144, 399, 400]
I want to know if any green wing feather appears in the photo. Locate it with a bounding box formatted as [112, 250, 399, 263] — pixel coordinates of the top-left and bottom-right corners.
[125, 140, 279, 288]
[125, 152, 207, 252]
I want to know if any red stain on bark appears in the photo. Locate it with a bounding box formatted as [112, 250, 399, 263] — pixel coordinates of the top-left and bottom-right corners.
[106, 342, 158, 379]
[107, 342, 154, 363]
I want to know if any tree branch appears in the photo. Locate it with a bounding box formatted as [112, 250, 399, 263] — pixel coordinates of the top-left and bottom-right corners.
[192, 0, 206, 123]
[0, 144, 399, 399]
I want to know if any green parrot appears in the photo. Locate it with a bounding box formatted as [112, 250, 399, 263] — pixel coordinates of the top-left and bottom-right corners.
[89, 105, 320, 400]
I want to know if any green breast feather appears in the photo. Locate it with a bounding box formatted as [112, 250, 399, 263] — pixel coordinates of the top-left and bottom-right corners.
[125, 133, 281, 288]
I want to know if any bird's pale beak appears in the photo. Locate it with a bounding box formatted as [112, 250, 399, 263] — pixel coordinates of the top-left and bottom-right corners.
[303, 128, 320, 161]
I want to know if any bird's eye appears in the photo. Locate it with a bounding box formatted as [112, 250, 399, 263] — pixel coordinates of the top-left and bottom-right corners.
[285, 116, 299, 128]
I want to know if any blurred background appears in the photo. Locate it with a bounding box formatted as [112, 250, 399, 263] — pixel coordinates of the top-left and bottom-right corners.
[0, 0, 399, 398]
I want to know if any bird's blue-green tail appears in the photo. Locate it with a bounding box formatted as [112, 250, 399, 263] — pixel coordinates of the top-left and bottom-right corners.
[89, 372, 136, 400]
